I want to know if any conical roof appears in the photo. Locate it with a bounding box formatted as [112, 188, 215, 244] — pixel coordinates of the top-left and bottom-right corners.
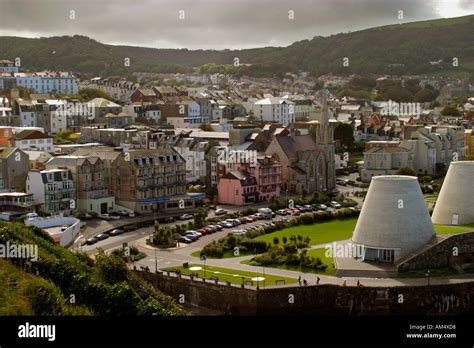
[432, 161, 474, 225]
[352, 175, 435, 259]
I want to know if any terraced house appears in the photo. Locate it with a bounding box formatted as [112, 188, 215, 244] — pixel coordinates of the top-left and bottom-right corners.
[26, 168, 75, 215]
[108, 146, 203, 214]
[45, 155, 115, 215]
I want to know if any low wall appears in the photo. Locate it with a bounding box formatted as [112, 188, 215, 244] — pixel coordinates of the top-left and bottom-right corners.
[398, 231, 474, 271]
[25, 216, 81, 246]
[138, 271, 474, 315]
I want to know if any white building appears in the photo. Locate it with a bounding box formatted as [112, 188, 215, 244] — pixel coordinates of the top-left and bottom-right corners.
[26, 169, 75, 215]
[252, 98, 295, 125]
[46, 99, 68, 134]
[15, 71, 78, 94]
[0, 60, 19, 74]
[13, 129, 54, 153]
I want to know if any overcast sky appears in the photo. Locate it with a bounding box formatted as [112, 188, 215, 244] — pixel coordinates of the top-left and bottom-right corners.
[0, 0, 473, 50]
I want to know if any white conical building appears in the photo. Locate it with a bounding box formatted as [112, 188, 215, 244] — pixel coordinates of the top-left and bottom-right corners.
[352, 175, 435, 262]
[432, 161, 474, 225]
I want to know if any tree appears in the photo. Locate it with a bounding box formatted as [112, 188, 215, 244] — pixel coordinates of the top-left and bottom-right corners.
[413, 88, 438, 103]
[334, 122, 355, 149]
[384, 85, 413, 102]
[78, 88, 113, 101]
[396, 167, 416, 176]
[440, 105, 462, 116]
[193, 206, 208, 228]
[198, 124, 214, 131]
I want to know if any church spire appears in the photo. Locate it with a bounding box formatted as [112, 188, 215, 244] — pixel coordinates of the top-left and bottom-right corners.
[322, 89, 329, 126]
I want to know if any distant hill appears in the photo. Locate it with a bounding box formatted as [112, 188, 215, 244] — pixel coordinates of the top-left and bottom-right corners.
[0, 15, 473, 78]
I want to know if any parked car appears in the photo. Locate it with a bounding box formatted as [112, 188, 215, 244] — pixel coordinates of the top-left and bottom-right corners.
[330, 201, 342, 209]
[291, 209, 301, 216]
[160, 216, 175, 223]
[179, 214, 193, 220]
[86, 237, 98, 245]
[277, 209, 287, 216]
[116, 210, 129, 216]
[242, 216, 254, 223]
[217, 221, 233, 228]
[214, 208, 228, 216]
[185, 230, 202, 238]
[254, 213, 264, 220]
[99, 213, 120, 220]
[214, 224, 223, 231]
[231, 229, 246, 236]
[109, 229, 124, 236]
[206, 225, 218, 233]
[198, 228, 211, 235]
[247, 226, 258, 231]
[96, 233, 109, 240]
[326, 207, 336, 213]
[123, 225, 138, 232]
[304, 205, 314, 211]
[178, 236, 193, 244]
[183, 233, 198, 242]
[318, 204, 328, 210]
[238, 217, 248, 224]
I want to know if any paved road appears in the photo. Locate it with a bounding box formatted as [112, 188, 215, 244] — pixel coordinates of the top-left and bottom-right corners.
[74, 191, 474, 287]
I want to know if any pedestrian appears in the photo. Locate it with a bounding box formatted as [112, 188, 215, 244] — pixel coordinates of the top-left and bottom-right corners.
[342, 280, 347, 287]
[303, 279, 307, 286]
[298, 275, 302, 286]
[316, 276, 320, 285]
[357, 279, 360, 287]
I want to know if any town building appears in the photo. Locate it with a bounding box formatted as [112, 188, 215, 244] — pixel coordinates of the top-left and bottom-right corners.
[252, 97, 295, 125]
[26, 168, 75, 215]
[46, 155, 116, 215]
[0, 147, 29, 192]
[15, 71, 78, 94]
[13, 129, 54, 152]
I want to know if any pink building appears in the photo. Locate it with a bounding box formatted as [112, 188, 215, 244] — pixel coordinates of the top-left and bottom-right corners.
[217, 171, 258, 206]
[217, 154, 282, 205]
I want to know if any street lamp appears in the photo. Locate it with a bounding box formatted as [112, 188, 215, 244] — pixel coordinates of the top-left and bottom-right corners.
[426, 269, 431, 286]
[154, 247, 158, 273]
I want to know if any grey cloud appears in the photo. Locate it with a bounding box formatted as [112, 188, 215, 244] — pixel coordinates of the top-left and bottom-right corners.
[0, 0, 472, 49]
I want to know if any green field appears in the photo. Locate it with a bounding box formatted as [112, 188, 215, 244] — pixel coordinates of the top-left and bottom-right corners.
[161, 263, 297, 285]
[254, 218, 473, 247]
[433, 224, 473, 234]
[255, 218, 357, 246]
[242, 247, 337, 276]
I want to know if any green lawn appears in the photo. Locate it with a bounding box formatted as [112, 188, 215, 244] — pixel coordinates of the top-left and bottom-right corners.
[255, 218, 357, 246]
[161, 263, 297, 286]
[242, 247, 337, 276]
[254, 218, 473, 248]
[434, 224, 473, 234]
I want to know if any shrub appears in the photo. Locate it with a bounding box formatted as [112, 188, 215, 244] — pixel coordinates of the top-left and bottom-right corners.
[273, 237, 280, 245]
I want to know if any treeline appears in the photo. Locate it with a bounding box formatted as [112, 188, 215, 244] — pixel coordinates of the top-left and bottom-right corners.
[0, 15, 472, 78]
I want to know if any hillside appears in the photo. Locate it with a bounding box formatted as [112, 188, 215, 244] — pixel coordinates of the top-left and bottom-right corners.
[0, 221, 186, 316]
[0, 15, 473, 78]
